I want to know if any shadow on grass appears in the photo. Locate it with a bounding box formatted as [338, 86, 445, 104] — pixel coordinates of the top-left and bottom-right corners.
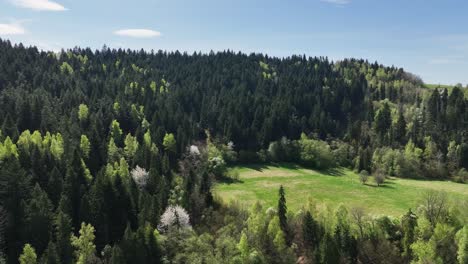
[363, 182, 396, 189]
[318, 167, 345, 176]
[242, 163, 271, 172]
[217, 175, 244, 184]
[234, 162, 346, 177]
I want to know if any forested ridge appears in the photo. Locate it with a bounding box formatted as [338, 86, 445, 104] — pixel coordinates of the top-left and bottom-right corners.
[0, 39, 467, 263]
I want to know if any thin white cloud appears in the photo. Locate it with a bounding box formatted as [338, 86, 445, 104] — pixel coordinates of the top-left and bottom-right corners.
[114, 29, 161, 38]
[428, 55, 464, 65]
[0, 22, 26, 35]
[11, 0, 67, 11]
[320, 0, 350, 5]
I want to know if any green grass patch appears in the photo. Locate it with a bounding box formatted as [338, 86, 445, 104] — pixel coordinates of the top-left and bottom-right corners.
[423, 83, 454, 90]
[214, 163, 468, 216]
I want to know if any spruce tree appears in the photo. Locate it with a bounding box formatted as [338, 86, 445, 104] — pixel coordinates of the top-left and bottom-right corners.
[277, 185, 288, 238]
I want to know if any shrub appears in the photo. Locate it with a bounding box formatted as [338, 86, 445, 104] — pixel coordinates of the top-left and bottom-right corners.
[298, 134, 334, 169]
[374, 170, 385, 186]
[359, 170, 369, 185]
[453, 168, 468, 183]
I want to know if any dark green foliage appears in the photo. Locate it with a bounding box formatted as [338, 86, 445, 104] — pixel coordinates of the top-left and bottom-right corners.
[277, 186, 288, 239]
[23, 184, 53, 255]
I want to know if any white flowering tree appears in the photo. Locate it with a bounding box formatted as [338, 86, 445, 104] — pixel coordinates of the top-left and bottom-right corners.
[131, 166, 149, 190]
[158, 205, 191, 232]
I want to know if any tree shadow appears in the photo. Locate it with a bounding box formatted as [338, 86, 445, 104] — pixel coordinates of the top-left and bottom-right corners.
[319, 167, 345, 176]
[242, 163, 271, 172]
[217, 175, 244, 184]
[363, 182, 395, 189]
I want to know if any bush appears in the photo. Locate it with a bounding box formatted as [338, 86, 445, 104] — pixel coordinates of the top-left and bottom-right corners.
[298, 134, 334, 169]
[453, 168, 468, 183]
[359, 170, 369, 185]
[374, 170, 385, 186]
[225, 170, 240, 181]
[267, 137, 299, 162]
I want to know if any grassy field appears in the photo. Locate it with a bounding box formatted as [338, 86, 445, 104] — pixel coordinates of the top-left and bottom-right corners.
[214, 164, 468, 216]
[423, 83, 454, 90]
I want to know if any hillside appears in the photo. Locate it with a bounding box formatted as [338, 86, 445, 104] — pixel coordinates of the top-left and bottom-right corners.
[0, 40, 467, 264]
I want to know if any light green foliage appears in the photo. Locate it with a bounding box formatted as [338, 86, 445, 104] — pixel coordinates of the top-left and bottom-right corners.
[246, 203, 267, 240]
[80, 135, 90, 158]
[267, 216, 281, 239]
[130, 104, 145, 121]
[118, 157, 130, 181]
[150, 81, 157, 93]
[168, 176, 185, 205]
[104, 158, 130, 183]
[125, 81, 139, 96]
[60, 62, 74, 75]
[50, 133, 64, 160]
[456, 227, 468, 264]
[141, 118, 150, 130]
[447, 141, 460, 173]
[411, 239, 441, 264]
[372, 147, 399, 176]
[124, 133, 139, 158]
[31, 130, 43, 150]
[113, 102, 120, 113]
[0, 136, 19, 160]
[273, 230, 287, 252]
[107, 138, 121, 162]
[131, 64, 144, 73]
[298, 133, 334, 169]
[159, 78, 169, 93]
[238, 231, 249, 259]
[17, 130, 32, 154]
[143, 130, 152, 147]
[259, 61, 269, 71]
[412, 223, 457, 264]
[78, 104, 89, 122]
[19, 244, 37, 264]
[81, 159, 92, 183]
[110, 120, 123, 142]
[71, 223, 97, 264]
[163, 133, 176, 153]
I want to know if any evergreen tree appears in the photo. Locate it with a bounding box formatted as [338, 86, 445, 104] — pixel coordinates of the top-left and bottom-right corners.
[23, 184, 53, 255]
[277, 185, 288, 239]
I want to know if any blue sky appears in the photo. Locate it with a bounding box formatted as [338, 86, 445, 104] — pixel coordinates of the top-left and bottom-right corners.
[0, 0, 467, 85]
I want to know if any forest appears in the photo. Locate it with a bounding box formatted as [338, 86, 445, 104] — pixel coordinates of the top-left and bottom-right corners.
[0, 38, 467, 263]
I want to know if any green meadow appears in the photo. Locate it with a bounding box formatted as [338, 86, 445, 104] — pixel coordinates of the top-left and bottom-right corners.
[214, 163, 468, 216]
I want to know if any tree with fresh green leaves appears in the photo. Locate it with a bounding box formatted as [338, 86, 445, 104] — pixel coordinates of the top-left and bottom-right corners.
[456, 226, 468, 264]
[124, 133, 139, 159]
[78, 104, 89, 122]
[80, 135, 90, 159]
[19, 244, 37, 264]
[163, 133, 176, 153]
[70, 223, 97, 264]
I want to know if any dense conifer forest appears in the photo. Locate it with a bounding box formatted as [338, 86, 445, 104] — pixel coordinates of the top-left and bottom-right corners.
[0, 39, 467, 263]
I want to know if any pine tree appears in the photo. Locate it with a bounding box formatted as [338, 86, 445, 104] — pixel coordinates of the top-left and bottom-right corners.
[40, 242, 61, 264]
[24, 184, 53, 255]
[54, 210, 73, 264]
[277, 185, 288, 239]
[394, 110, 407, 145]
